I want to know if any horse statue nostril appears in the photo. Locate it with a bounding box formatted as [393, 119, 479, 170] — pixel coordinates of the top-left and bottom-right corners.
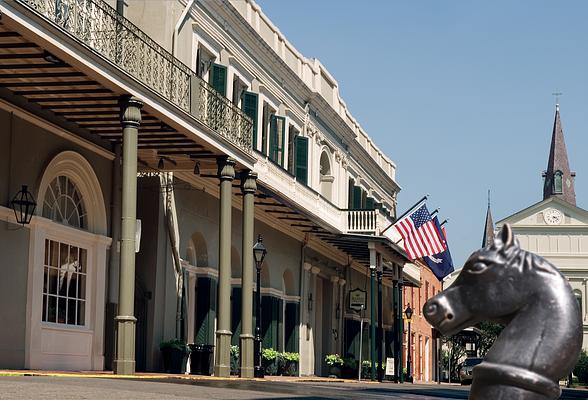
[446, 313, 454, 320]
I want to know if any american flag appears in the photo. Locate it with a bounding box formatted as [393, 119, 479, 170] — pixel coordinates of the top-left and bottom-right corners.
[394, 204, 446, 260]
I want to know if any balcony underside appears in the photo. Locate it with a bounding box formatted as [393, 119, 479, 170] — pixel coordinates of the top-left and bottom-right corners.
[0, 2, 255, 172]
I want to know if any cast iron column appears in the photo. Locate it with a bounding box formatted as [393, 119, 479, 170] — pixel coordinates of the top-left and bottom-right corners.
[377, 264, 383, 382]
[369, 244, 377, 381]
[407, 319, 412, 383]
[214, 157, 235, 377]
[114, 95, 142, 375]
[392, 278, 399, 382]
[240, 171, 257, 378]
[398, 280, 404, 383]
[254, 260, 263, 377]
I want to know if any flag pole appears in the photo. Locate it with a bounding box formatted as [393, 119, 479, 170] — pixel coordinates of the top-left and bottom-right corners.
[430, 208, 440, 218]
[380, 194, 429, 235]
[440, 219, 449, 227]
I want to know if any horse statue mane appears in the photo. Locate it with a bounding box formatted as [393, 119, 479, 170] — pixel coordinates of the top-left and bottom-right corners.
[424, 224, 582, 400]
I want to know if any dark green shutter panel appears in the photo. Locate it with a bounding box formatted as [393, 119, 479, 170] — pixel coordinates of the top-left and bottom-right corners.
[209, 63, 227, 96]
[269, 115, 278, 162]
[366, 197, 375, 210]
[269, 116, 286, 165]
[285, 302, 299, 352]
[196, 277, 217, 345]
[262, 296, 272, 349]
[241, 92, 258, 148]
[353, 186, 362, 209]
[294, 136, 308, 185]
[361, 190, 368, 209]
[231, 287, 242, 346]
[348, 179, 354, 209]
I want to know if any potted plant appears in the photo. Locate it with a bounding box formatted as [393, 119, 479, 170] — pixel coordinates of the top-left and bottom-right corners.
[325, 354, 344, 378]
[160, 338, 190, 374]
[342, 357, 358, 378]
[230, 345, 240, 375]
[262, 348, 279, 376]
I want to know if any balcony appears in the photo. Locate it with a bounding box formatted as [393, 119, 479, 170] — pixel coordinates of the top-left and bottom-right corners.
[345, 209, 392, 235]
[255, 154, 394, 236]
[16, 0, 252, 154]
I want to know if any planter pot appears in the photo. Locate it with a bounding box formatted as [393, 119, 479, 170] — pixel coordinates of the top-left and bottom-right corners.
[262, 358, 278, 376]
[188, 344, 214, 376]
[328, 365, 341, 378]
[161, 347, 189, 374]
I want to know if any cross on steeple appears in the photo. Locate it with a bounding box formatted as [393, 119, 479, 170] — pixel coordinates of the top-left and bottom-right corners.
[552, 90, 563, 107]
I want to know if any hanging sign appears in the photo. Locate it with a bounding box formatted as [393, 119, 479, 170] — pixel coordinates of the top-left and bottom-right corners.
[349, 288, 367, 312]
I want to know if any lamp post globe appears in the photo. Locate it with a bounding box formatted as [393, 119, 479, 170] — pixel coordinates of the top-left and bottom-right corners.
[253, 235, 266, 378]
[404, 304, 413, 383]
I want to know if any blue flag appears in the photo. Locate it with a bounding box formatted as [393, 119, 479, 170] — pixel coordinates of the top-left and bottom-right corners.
[424, 217, 454, 281]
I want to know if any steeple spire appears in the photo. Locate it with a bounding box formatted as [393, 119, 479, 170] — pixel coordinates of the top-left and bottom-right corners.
[482, 189, 494, 248]
[542, 103, 576, 205]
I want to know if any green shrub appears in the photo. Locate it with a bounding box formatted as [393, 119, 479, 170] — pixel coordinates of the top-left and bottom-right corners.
[262, 348, 279, 361]
[159, 338, 189, 353]
[574, 350, 588, 384]
[230, 345, 240, 375]
[325, 354, 344, 367]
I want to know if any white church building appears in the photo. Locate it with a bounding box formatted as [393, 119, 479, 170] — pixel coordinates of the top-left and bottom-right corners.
[496, 104, 588, 350]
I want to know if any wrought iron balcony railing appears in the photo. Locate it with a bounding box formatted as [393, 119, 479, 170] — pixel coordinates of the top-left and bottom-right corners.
[16, 0, 252, 154]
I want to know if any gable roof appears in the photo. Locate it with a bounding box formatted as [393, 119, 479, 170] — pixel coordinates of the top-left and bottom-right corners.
[496, 196, 588, 227]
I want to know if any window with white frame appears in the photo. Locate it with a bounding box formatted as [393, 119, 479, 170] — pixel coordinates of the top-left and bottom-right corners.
[41, 175, 88, 326]
[42, 240, 87, 326]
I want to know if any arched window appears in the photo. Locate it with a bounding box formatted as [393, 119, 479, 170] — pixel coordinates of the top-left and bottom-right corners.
[41, 178, 89, 326]
[319, 150, 334, 200]
[554, 171, 563, 194]
[42, 175, 87, 229]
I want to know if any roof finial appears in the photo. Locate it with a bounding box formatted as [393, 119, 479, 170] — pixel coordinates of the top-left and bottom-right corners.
[552, 90, 562, 111]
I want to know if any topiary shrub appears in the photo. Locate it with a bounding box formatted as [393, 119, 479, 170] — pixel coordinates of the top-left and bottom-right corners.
[574, 350, 588, 384]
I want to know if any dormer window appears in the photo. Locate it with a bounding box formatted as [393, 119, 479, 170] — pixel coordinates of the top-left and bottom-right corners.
[554, 170, 563, 194]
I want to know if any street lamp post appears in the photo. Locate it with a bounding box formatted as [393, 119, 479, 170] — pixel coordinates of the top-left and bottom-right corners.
[253, 235, 267, 378]
[404, 304, 414, 383]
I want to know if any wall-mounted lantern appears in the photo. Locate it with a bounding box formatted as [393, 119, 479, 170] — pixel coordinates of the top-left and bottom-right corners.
[11, 185, 37, 225]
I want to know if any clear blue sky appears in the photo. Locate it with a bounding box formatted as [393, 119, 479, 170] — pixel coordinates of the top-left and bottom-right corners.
[256, 0, 588, 268]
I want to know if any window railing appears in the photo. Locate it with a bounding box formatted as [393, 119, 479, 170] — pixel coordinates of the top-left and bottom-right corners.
[16, 0, 252, 154]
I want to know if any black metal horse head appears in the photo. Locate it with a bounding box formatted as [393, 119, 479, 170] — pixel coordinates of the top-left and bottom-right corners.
[424, 224, 583, 400]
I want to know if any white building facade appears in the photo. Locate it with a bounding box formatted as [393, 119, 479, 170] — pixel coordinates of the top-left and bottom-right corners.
[0, 0, 423, 379]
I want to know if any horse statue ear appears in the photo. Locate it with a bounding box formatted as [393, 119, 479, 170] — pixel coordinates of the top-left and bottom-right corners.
[496, 224, 515, 249]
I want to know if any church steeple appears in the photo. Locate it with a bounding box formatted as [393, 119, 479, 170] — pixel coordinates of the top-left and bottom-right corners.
[543, 104, 576, 205]
[482, 190, 494, 248]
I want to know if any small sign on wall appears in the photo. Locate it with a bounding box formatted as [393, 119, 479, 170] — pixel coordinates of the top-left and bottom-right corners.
[349, 288, 367, 312]
[385, 358, 395, 376]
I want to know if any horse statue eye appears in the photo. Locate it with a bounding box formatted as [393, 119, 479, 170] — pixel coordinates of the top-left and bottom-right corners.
[468, 262, 489, 274]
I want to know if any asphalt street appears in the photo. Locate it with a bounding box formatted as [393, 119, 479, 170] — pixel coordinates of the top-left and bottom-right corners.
[0, 376, 587, 399]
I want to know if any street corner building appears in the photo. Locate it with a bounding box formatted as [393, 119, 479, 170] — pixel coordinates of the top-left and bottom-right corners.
[0, 0, 435, 380]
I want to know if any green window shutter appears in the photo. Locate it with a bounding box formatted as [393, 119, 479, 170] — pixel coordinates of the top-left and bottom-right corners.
[361, 190, 367, 209]
[366, 197, 375, 210]
[348, 179, 354, 209]
[241, 92, 258, 148]
[353, 186, 362, 209]
[209, 63, 227, 96]
[285, 302, 299, 352]
[269, 116, 286, 165]
[231, 287, 242, 346]
[294, 136, 308, 185]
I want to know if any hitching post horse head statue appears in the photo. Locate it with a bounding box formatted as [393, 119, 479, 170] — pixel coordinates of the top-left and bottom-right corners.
[424, 224, 582, 400]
